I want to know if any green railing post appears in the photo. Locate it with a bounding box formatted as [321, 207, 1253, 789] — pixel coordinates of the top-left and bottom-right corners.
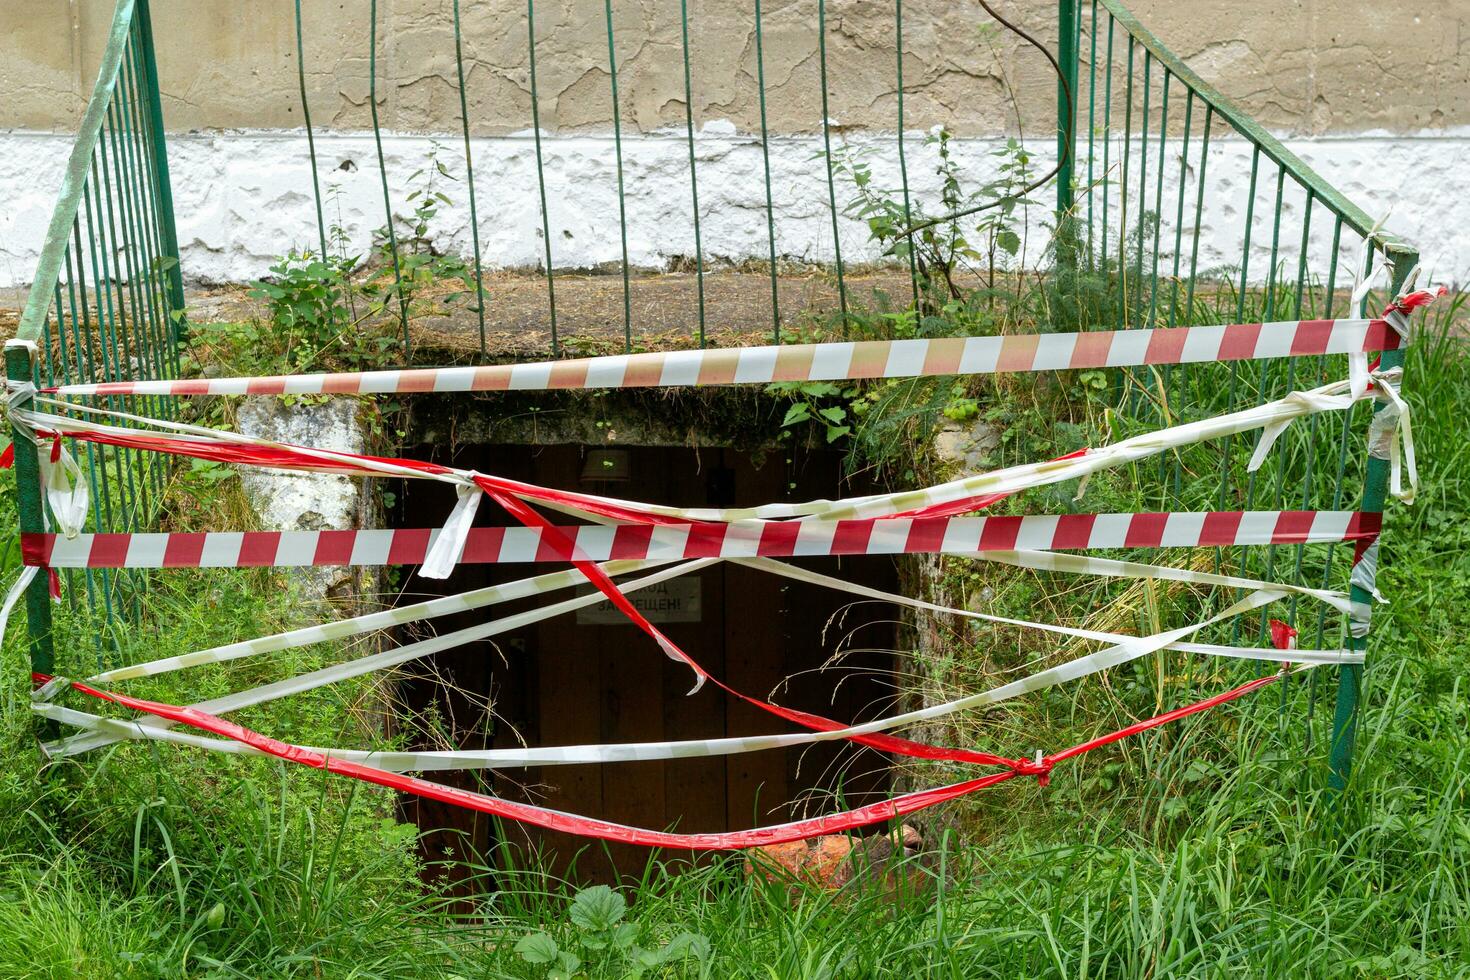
[1328, 243, 1417, 792]
[132, 0, 186, 340]
[4, 341, 56, 692]
[1056, 0, 1078, 222]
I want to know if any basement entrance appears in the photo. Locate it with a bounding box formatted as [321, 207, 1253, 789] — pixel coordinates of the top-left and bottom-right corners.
[391, 440, 899, 885]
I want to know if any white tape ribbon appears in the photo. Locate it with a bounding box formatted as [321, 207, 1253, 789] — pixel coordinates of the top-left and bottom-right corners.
[46, 559, 716, 758]
[1348, 540, 1381, 639]
[43, 587, 1301, 770]
[0, 566, 39, 640]
[88, 559, 667, 684]
[419, 480, 482, 580]
[1369, 371, 1417, 503]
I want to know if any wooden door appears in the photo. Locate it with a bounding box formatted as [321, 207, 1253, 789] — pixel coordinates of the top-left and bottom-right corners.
[394, 443, 897, 886]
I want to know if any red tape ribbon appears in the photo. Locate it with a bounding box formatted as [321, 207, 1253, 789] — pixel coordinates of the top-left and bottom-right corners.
[52, 670, 1282, 849]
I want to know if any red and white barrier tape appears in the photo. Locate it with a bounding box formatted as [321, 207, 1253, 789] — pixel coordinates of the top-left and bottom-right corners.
[17, 367, 1412, 544]
[22, 510, 1380, 570]
[41, 318, 1400, 398]
[43, 581, 1305, 767]
[11, 292, 1442, 840]
[46, 668, 1291, 849]
[62, 549, 1349, 697]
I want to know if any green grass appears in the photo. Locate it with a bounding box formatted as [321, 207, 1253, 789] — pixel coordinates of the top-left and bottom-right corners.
[0, 295, 1466, 976]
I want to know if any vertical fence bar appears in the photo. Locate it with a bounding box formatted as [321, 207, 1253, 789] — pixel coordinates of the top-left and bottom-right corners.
[1131, 51, 1148, 327]
[604, 0, 633, 350]
[132, 0, 185, 337]
[754, 0, 782, 339]
[525, 0, 559, 353]
[1085, 0, 1097, 266]
[678, 0, 707, 347]
[450, 0, 488, 356]
[1056, 0, 1078, 225]
[368, 0, 412, 357]
[4, 342, 55, 700]
[1099, 14, 1113, 271]
[1145, 71, 1167, 330]
[1329, 244, 1416, 791]
[817, 0, 848, 329]
[894, 0, 919, 310]
[292, 0, 329, 262]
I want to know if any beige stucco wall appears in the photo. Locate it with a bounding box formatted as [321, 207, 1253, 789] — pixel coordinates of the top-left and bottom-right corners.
[2, 0, 1465, 136]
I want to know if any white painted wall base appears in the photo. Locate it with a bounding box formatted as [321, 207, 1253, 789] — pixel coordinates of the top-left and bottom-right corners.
[1, 126, 1464, 290]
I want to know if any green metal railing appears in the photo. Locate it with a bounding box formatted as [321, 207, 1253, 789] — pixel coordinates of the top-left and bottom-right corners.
[1061, 0, 1416, 787]
[8, 0, 1411, 788]
[7, 0, 184, 658]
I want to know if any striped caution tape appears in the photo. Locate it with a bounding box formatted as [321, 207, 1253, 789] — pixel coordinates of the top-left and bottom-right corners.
[22, 510, 1380, 569]
[21, 368, 1413, 538]
[40, 318, 1401, 398]
[47, 665, 1297, 849]
[44, 585, 1304, 768]
[81, 550, 1354, 688]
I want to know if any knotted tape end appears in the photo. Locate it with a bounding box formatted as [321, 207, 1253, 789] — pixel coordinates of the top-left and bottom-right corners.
[1015, 750, 1053, 786]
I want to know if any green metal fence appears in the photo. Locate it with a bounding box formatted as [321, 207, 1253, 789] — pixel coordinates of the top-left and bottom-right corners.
[8, 0, 1413, 788]
[6, 0, 185, 654]
[1059, 0, 1417, 787]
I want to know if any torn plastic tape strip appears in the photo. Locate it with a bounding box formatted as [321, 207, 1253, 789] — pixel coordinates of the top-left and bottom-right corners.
[23, 510, 1382, 569]
[973, 549, 1357, 616]
[1269, 619, 1298, 651]
[1369, 372, 1417, 503]
[1348, 540, 1382, 638]
[0, 566, 39, 640]
[38, 438, 88, 539]
[55, 669, 1287, 848]
[418, 480, 482, 579]
[45, 319, 1401, 399]
[89, 559, 670, 684]
[22, 372, 1376, 526]
[1383, 285, 1446, 321]
[739, 557, 1355, 662]
[47, 583, 1286, 771]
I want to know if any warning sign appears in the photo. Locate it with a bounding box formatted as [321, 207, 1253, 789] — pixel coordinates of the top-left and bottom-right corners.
[576, 579, 703, 624]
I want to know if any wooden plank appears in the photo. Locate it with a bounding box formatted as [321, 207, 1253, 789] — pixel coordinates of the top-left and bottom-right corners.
[723, 449, 791, 829]
[525, 445, 607, 880]
[660, 450, 728, 862]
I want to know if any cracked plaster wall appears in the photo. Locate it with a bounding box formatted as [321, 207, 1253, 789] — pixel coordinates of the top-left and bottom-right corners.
[1, 2, 1465, 286]
[3, 1, 1466, 136]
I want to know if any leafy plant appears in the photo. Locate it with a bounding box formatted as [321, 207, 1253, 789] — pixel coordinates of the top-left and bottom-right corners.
[515, 885, 711, 979]
[362, 142, 479, 329]
[247, 249, 360, 368]
[832, 128, 1037, 315]
[768, 381, 857, 444]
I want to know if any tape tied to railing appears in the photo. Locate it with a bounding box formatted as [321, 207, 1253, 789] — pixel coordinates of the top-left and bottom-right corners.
[37, 317, 1408, 399]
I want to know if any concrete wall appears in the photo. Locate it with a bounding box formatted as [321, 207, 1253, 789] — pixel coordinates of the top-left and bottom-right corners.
[3, 0, 1466, 136]
[1, 1, 1465, 285]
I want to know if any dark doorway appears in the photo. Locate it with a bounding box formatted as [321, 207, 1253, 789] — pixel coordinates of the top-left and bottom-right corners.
[391, 442, 899, 885]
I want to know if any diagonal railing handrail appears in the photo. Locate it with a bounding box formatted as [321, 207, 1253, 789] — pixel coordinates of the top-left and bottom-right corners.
[16, 0, 137, 343]
[1098, 0, 1407, 255]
